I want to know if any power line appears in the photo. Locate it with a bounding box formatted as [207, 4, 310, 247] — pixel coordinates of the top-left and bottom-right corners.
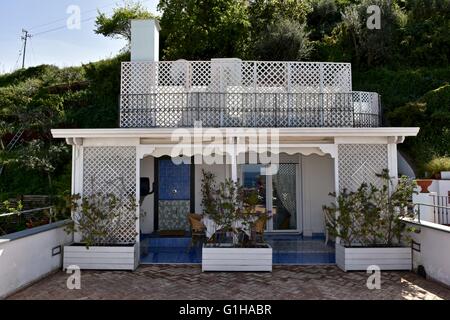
[32, 15, 97, 37]
[13, 48, 23, 71]
[29, 37, 37, 66]
[30, 0, 153, 38]
[14, 1, 155, 70]
[27, 0, 121, 31]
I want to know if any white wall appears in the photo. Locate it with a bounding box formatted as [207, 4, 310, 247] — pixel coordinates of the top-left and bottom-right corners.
[436, 180, 450, 197]
[139, 156, 229, 233]
[139, 154, 334, 236]
[412, 226, 450, 287]
[140, 156, 155, 234]
[426, 179, 450, 196]
[301, 154, 335, 236]
[398, 151, 415, 178]
[0, 221, 73, 299]
[131, 19, 159, 62]
[195, 154, 335, 236]
[195, 162, 228, 213]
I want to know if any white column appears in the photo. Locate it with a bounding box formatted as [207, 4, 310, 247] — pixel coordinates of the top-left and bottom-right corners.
[135, 147, 141, 244]
[74, 145, 83, 195]
[388, 141, 398, 189]
[131, 19, 160, 62]
[71, 145, 75, 195]
[72, 144, 83, 243]
[334, 147, 340, 194]
[333, 144, 340, 246]
[230, 136, 238, 182]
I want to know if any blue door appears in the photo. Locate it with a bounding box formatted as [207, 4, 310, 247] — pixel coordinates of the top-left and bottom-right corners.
[156, 159, 191, 232]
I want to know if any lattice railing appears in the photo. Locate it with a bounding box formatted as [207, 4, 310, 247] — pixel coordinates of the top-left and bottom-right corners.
[120, 91, 380, 128]
[82, 146, 137, 244]
[121, 60, 352, 94]
[119, 60, 382, 128]
[338, 144, 388, 192]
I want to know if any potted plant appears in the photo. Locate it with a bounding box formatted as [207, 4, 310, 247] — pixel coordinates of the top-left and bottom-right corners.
[323, 170, 417, 271]
[63, 193, 138, 270]
[201, 170, 272, 272]
[415, 179, 433, 193]
[425, 157, 450, 180]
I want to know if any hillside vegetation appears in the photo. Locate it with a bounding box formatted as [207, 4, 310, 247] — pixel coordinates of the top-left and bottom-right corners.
[1, 0, 449, 200]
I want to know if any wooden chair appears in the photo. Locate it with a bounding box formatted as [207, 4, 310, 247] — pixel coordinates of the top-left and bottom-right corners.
[187, 213, 206, 249]
[254, 216, 267, 243]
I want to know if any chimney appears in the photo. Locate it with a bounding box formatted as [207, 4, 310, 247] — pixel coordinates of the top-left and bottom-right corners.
[130, 19, 160, 61]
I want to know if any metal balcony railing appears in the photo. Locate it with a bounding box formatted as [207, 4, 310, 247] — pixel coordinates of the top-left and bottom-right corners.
[0, 206, 54, 236]
[431, 195, 450, 225]
[119, 91, 381, 128]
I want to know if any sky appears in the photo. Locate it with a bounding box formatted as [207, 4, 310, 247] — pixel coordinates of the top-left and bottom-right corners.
[0, 0, 159, 74]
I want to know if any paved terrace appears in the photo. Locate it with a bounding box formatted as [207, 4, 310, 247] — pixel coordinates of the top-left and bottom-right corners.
[8, 265, 450, 300]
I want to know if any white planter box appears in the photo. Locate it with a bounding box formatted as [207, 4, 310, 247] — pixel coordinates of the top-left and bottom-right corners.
[63, 243, 138, 271]
[336, 242, 412, 271]
[202, 245, 272, 272]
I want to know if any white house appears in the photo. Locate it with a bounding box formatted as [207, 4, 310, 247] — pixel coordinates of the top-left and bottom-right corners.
[51, 19, 419, 269]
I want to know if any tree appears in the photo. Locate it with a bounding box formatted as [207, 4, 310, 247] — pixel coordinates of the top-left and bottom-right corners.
[332, 0, 405, 67]
[248, 0, 312, 37]
[94, 1, 156, 42]
[1, 140, 70, 193]
[158, 0, 250, 60]
[306, 0, 341, 41]
[399, 0, 450, 66]
[253, 19, 312, 60]
[323, 170, 416, 247]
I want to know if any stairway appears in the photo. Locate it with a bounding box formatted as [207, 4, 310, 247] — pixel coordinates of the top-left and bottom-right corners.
[0, 127, 25, 176]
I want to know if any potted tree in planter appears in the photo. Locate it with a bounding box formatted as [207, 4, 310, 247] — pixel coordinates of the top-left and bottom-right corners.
[201, 170, 272, 272]
[424, 156, 450, 180]
[63, 193, 138, 270]
[323, 170, 417, 271]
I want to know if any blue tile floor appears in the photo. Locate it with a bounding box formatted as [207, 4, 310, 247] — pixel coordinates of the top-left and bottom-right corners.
[140, 233, 335, 265]
[267, 234, 335, 265]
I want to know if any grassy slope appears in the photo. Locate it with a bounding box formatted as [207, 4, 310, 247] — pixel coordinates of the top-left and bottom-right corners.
[353, 67, 450, 175]
[0, 53, 128, 200]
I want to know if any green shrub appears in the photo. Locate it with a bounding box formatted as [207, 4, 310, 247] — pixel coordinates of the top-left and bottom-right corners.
[425, 157, 450, 178]
[323, 170, 417, 247]
[67, 193, 138, 247]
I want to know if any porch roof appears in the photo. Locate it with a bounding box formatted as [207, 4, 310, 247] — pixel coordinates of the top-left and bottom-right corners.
[51, 127, 419, 140]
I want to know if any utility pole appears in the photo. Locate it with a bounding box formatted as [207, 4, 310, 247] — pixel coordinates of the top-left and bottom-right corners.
[21, 29, 32, 69]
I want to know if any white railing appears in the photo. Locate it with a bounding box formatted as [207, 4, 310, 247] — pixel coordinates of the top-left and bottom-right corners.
[121, 60, 352, 95]
[120, 91, 380, 128]
[0, 206, 55, 236]
[119, 60, 382, 128]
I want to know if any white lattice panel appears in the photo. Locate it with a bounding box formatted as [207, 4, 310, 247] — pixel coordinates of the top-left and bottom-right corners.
[121, 62, 157, 94]
[323, 63, 352, 93]
[83, 146, 137, 244]
[338, 144, 388, 192]
[289, 62, 321, 93]
[119, 60, 375, 128]
[121, 60, 352, 95]
[191, 61, 212, 91]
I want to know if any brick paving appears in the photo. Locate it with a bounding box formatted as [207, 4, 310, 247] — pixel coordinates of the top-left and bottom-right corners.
[7, 265, 450, 300]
